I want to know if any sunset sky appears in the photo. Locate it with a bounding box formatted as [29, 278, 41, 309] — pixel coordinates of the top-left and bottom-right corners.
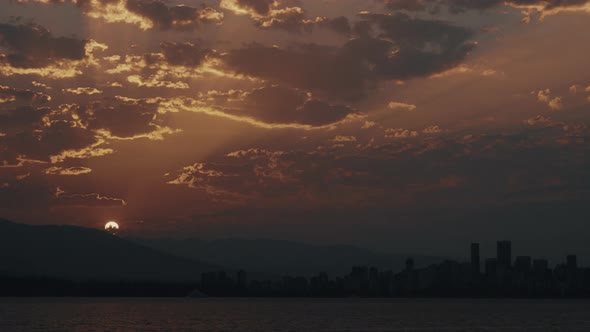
[1, 0, 589, 259]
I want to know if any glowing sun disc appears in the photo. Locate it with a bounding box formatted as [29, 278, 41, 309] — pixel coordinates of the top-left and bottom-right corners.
[105, 221, 120, 232]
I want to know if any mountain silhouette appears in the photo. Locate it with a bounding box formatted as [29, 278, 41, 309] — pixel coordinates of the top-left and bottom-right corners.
[134, 237, 444, 277]
[0, 219, 217, 282]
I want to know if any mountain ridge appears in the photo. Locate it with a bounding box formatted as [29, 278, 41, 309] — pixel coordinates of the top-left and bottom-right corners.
[134, 237, 445, 277]
[0, 219, 218, 282]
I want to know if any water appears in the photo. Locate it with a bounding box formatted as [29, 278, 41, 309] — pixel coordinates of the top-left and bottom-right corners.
[1, 298, 589, 331]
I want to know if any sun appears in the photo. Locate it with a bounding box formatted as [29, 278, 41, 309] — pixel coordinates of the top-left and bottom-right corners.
[105, 221, 120, 234]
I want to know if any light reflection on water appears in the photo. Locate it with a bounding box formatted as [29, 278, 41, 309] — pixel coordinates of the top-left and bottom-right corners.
[1, 298, 589, 331]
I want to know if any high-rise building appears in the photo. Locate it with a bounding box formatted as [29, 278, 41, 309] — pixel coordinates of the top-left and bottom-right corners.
[566, 255, 578, 280]
[471, 243, 480, 275]
[497, 241, 512, 268]
[237, 269, 247, 290]
[405, 258, 414, 271]
[485, 258, 497, 279]
[567, 255, 577, 271]
[514, 256, 532, 273]
[533, 259, 548, 274]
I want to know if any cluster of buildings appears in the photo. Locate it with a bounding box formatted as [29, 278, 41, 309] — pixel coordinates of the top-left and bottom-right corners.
[199, 241, 590, 297]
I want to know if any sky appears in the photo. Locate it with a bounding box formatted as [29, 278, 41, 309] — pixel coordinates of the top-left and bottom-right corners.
[1, 0, 590, 260]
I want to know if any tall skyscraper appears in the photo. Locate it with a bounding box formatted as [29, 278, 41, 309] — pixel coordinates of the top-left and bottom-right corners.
[567, 255, 578, 279]
[471, 243, 480, 275]
[567, 255, 577, 270]
[405, 258, 414, 271]
[533, 259, 548, 274]
[485, 258, 497, 280]
[514, 256, 532, 273]
[497, 241, 512, 268]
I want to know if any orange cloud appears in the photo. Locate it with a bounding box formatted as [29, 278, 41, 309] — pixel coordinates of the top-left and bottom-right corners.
[45, 166, 93, 176]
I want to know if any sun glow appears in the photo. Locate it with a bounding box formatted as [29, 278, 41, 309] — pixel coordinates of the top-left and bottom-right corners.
[105, 221, 120, 234]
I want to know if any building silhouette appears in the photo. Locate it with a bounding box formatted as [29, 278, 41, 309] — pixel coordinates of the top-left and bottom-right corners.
[471, 243, 480, 277]
[190, 240, 590, 298]
[497, 241, 512, 268]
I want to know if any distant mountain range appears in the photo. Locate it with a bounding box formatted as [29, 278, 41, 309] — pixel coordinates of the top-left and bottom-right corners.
[0, 219, 217, 282]
[134, 237, 444, 277]
[0, 219, 444, 283]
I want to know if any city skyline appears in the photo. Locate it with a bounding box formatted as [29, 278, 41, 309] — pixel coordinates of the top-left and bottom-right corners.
[197, 239, 589, 298]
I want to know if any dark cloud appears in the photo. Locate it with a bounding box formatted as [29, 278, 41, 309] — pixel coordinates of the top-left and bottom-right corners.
[381, 0, 590, 14]
[0, 85, 51, 104]
[231, 85, 357, 126]
[0, 23, 87, 68]
[221, 0, 330, 33]
[18, 0, 223, 30]
[160, 42, 212, 67]
[223, 14, 474, 99]
[325, 16, 352, 35]
[223, 43, 369, 100]
[166, 121, 590, 210]
[0, 97, 167, 165]
[79, 99, 162, 138]
[254, 7, 325, 33]
[1, 120, 97, 165]
[124, 0, 223, 30]
[354, 13, 475, 79]
[0, 106, 49, 133]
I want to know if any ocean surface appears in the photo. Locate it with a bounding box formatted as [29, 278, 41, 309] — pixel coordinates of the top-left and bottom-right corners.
[0, 298, 589, 331]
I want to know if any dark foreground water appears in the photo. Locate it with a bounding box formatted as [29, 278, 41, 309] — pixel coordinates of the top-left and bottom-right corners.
[1, 298, 589, 331]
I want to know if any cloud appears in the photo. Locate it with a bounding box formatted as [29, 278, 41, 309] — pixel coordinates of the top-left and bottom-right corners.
[103, 43, 234, 89]
[62, 87, 103, 95]
[160, 42, 212, 67]
[0, 84, 51, 104]
[0, 23, 88, 68]
[166, 162, 248, 205]
[429, 64, 499, 79]
[0, 29, 107, 78]
[155, 116, 590, 210]
[220, 0, 275, 15]
[525, 115, 553, 127]
[388, 101, 417, 112]
[384, 125, 443, 138]
[18, 0, 224, 30]
[0, 106, 50, 133]
[361, 120, 378, 129]
[127, 74, 190, 89]
[380, 0, 590, 22]
[423, 125, 443, 134]
[123, 0, 224, 30]
[0, 95, 179, 169]
[331, 136, 357, 143]
[537, 89, 563, 111]
[44, 166, 93, 175]
[385, 128, 419, 138]
[569, 84, 590, 95]
[166, 148, 308, 205]
[55, 186, 127, 206]
[49, 140, 114, 164]
[220, 0, 329, 32]
[354, 12, 476, 80]
[65, 98, 173, 139]
[222, 43, 368, 100]
[222, 13, 475, 99]
[158, 85, 361, 129]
